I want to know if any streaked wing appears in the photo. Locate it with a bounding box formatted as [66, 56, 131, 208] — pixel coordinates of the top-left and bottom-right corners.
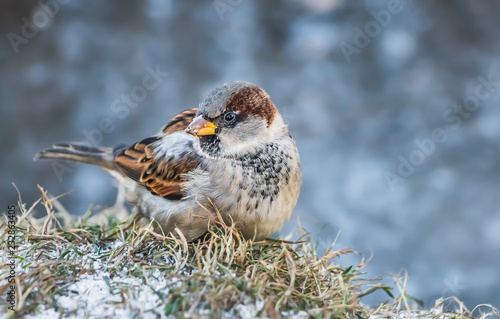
[114, 110, 201, 200]
[162, 108, 198, 135]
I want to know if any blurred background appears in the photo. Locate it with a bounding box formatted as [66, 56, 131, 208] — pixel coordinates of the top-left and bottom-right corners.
[1, 0, 499, 310]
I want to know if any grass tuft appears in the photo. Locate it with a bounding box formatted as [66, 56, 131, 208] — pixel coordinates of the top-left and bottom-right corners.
[1, 188, 498, 318]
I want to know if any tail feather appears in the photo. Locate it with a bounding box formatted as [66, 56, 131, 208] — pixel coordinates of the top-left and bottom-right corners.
[34, 142, 116, 170]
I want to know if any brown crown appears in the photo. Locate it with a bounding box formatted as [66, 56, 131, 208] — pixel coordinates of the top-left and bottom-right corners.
[225, 86, 276, 127]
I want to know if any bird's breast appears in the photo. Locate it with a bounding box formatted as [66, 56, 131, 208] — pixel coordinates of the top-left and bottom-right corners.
[206, 141, 299, 214]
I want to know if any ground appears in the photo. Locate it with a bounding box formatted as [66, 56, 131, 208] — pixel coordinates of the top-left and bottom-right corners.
[1, 187, 498, 318]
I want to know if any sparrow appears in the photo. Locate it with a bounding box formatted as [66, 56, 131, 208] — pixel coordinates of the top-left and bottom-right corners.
[35, 81, 302, 241]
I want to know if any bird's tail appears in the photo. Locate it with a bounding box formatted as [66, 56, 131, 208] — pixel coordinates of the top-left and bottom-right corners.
[34, 142, 116, 170]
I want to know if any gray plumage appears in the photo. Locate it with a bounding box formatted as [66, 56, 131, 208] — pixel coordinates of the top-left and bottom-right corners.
[35, 81, 302, 241]
[198, 81, 255, 118]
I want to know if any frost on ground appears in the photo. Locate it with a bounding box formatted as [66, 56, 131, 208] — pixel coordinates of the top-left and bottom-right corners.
[1, 193, 499, 318]
[1, 239, 169, 318]
[24, 269, 167, 318]
[0, 235, 327, 319]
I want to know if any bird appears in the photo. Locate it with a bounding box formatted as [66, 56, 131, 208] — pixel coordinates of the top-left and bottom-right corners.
[35, 81, 302, 241]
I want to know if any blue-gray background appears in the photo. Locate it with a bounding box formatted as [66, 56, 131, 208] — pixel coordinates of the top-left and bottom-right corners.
[1, 0, 499, 310]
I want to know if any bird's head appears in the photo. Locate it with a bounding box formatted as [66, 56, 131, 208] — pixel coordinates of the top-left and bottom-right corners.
[186, 81, 287, 157]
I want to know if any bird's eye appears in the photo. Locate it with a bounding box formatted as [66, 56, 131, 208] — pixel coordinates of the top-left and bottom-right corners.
[224, 112, 237, 122]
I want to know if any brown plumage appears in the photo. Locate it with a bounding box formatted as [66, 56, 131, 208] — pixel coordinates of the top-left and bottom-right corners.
[161, 108, 197, 134]
[224, 86, 275, 126]
[35, 81, 302, 241]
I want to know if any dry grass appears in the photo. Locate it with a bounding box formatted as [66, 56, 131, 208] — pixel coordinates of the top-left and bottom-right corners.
[0, 187, 498, 318]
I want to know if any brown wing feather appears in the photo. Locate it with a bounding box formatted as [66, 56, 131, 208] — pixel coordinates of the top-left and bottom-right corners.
[114, 109, 200, 200]
[114, 136, 159, 183]
[162, 108, 198, 135]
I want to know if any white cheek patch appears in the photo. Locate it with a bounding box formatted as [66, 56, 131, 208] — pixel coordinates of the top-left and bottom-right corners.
[218, 117, 267, 153]
[193, 111, 289, 158]
[218, 113, 288, 155]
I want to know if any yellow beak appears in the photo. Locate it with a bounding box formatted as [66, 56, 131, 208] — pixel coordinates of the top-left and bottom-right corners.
[185, 116, 218, 136]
